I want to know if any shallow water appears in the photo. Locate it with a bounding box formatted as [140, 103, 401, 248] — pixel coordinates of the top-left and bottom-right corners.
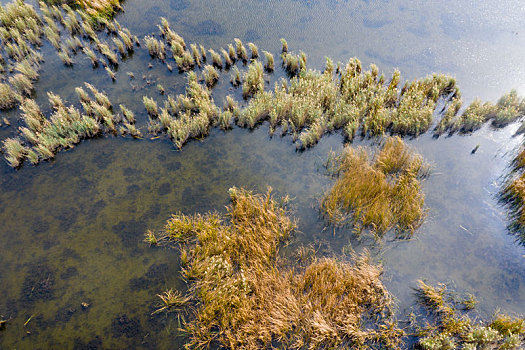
[1, 0, 525, 348]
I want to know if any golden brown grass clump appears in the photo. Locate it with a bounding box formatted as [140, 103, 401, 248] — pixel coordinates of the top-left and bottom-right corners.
[500, 144, 525, 245]
[150, 188, 402, 349]
[66, 0, 122, 19]
[413, 281, 525, 350]
[321, 136, 428, 236]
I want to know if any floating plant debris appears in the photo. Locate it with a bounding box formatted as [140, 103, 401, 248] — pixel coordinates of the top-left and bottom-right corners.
[149, 188, 403, 349]
[321, 136, 428, 236]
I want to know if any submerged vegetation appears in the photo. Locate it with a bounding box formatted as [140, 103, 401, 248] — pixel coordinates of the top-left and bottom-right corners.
[149, 188, 403, 349]
[321, 137, 428, 236]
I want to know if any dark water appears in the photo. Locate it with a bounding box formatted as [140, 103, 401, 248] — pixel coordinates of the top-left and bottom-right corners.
[1, 0, 525, 348]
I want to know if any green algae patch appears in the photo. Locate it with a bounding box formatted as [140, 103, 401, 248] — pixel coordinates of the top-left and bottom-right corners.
[150, 188, 403, 349]
[321, 136, 428, 237]
[413, 281, 525, 350]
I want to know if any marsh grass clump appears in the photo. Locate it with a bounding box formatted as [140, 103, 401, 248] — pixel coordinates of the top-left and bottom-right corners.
[208, 48, 222, 69]
[150, 187, 402, 349]
[280, 38, 288, 53]
[190, 44, 201, 67]
[143, 96, 158, 116]
[412, 281, 525, 350]
[1, 82, 131, 166]
[262, 50, 274, 72]
[202, 64, 219, 88]
[281, 52, 301, 76]
[57, 49, 73, 66]
[321, 137, 428, 236]
[242, 60, 264, 98]
[73, 0, 123, 20]
[119, 104, 135, 123]
[121, 122, 142, 138]
[247, 42, 258, 58]
[0, 83, 17, 109]
[237, 58, 462, 146]
[97, 41, 118, 65]
[9, 73, 33, 96]
[174, 50, 194, 72]
[152, 289, 190, 315]
[148, 73, 219, 149]
[500, 145, 525, 245]
[144, 35, 164, 59]
[65, 36, 83, 52]
[234, 38, 248, 61]
[82, 47, 98, 66]
[230, 66, 241, 87]
[105, 66, 116, 81]
[112, 37, 126, 56]
[118, 29, 133, 52]
[2, 137, 28, 167]
[227, 43, 236, 62]
[434, 89, 525, 135]
[220, 48, 232, 68]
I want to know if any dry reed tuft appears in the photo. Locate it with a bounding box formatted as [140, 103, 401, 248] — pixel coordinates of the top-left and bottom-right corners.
[150, 187, 402, 349]
[202, 65, 219, 88]
[220, 48, 233, 68]
[0, 83, 17, 110]
[242, 60, 264, 98]
[208, 48, 222, 69]
[146, 73, 219, 149]
[2, 137, 28, 167]
[234, 38, 248, 61]
[247, 42, 258, 58]
[230, 66, 241, 87]
[321, 136, 428, 236]
[262, 50, 274, 72]
[143, 95, 158, 116]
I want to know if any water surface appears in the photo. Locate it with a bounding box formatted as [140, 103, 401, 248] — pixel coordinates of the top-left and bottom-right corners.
[1, 0, 525, 348]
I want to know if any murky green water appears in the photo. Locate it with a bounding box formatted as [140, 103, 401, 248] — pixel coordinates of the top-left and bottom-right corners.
[1, 0, 525, 348]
